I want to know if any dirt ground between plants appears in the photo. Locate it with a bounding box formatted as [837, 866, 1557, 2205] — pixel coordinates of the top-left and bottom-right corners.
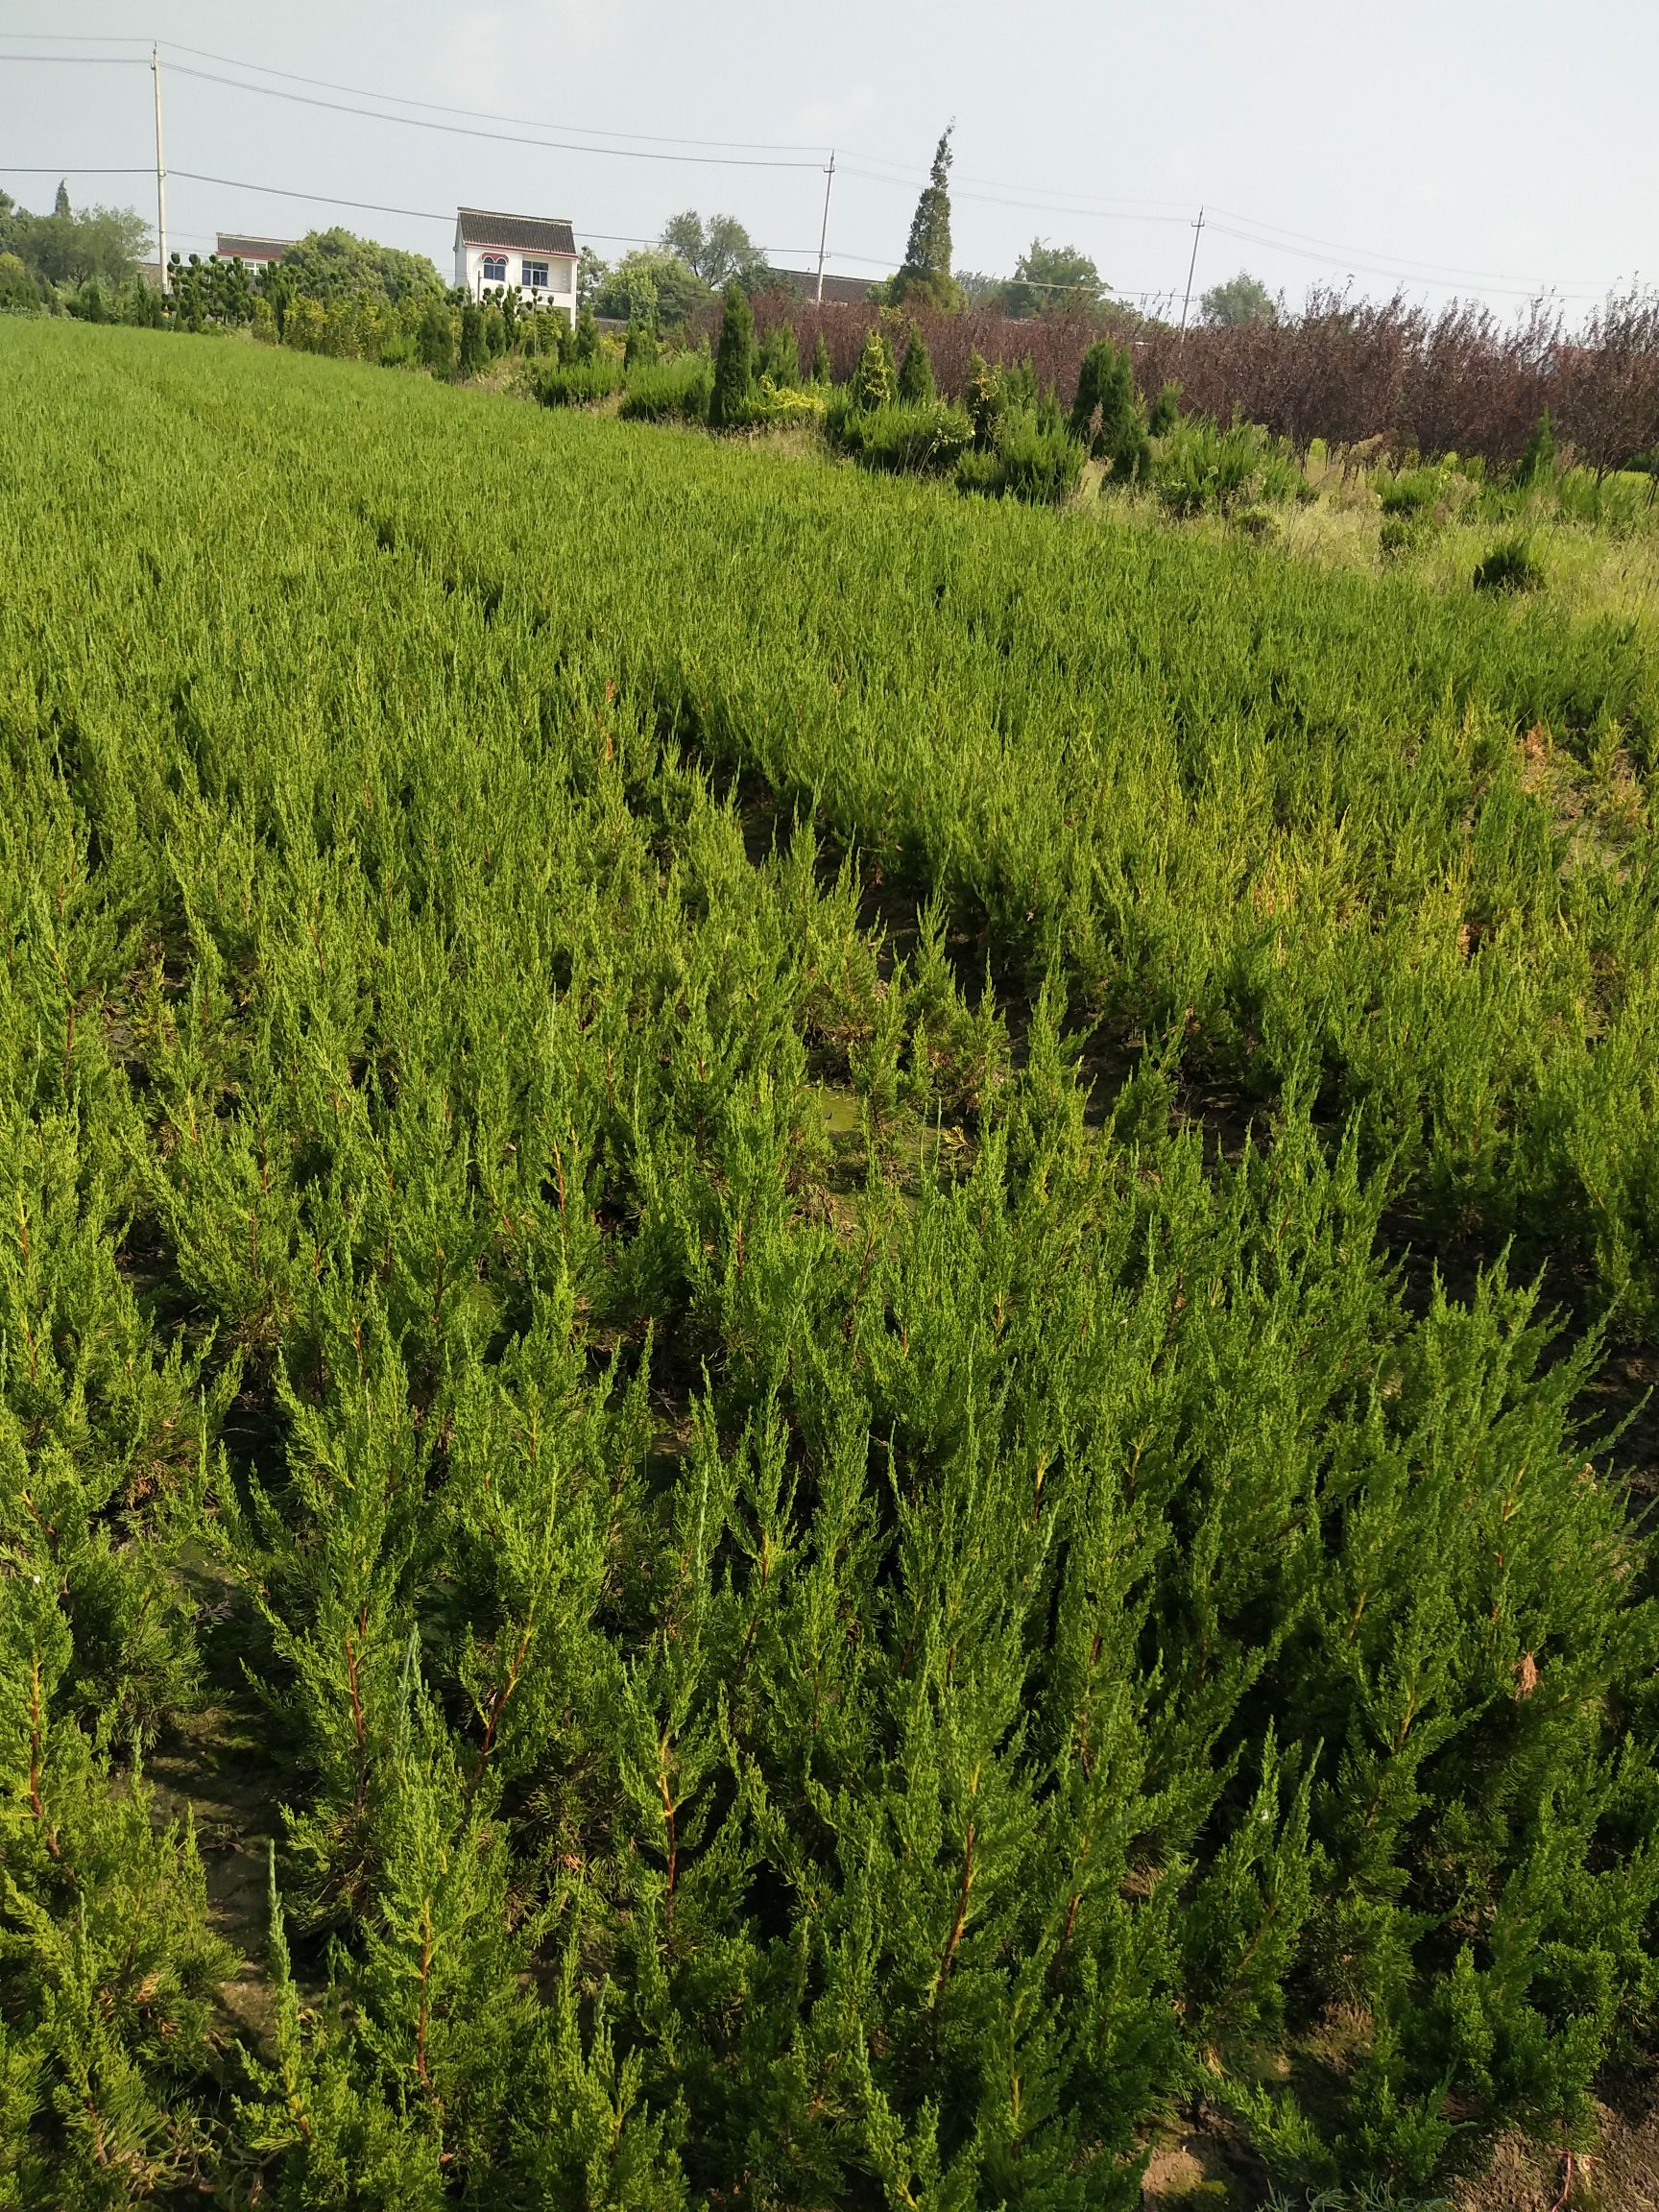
[1134, 2094, 1659, 2209]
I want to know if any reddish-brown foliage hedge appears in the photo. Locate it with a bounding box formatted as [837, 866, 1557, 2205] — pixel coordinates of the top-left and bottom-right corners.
[710, 285, 1659, 471]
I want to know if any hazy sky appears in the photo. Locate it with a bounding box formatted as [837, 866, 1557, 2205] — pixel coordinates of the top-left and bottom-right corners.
[1, 1, 1650, 320]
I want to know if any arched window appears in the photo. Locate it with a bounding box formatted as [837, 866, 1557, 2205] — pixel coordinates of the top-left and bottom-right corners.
[480, 253, 508, 286]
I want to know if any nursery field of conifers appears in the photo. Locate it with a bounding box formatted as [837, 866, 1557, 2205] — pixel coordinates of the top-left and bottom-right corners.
[4, 319, 1659, 2209]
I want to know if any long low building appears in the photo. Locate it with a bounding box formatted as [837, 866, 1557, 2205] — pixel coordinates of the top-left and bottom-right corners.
[761, 266, 878, 306]
[455, 208, 578, 323]
[214, 233, 294, 266]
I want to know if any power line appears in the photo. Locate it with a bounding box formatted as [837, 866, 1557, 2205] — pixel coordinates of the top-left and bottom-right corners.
[165, 169, 814, 259]
[161, 61, 825, 171]
[1202, 220, 1602, 302]
[0, 38, 1625, 308]
[1204, 205, 1607, 292]
[158, 40, 831, 157]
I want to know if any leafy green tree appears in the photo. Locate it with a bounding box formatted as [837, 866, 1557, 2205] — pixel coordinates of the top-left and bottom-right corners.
[4, 197, 150, 288]
[277, 228, 444, 306]
[888, 129, 963, 311]
[54, 180, 70, 219]
[624, 313, 660, 369]
[576, 245, 609, 306]
[1070, 337, 1150, 482]
[709, 279, 755, 426]
[897, 325, 935, 403]
[954, 269, 1001, 305]
[1149, 378, 1182, 435]
[0, 251, 39, 313]
[1000, 238, 1105, 318]
[660, 210, 766, 290]
[593, 250, 709, 329]
[1201, 270, 1278, 327]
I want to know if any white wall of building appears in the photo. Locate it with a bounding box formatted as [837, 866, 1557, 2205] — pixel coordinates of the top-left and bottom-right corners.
[454, 239, 577, 324]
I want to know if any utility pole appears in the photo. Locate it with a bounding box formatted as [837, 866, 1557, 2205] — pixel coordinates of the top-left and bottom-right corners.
[815, 151, 835, 305]
[152, 43, 169, 294]
[1179, 204, 1204, 341]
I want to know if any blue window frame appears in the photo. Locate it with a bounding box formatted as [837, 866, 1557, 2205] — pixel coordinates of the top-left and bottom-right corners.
[480, 253, 507, 285]
[521, 258, 549, 291]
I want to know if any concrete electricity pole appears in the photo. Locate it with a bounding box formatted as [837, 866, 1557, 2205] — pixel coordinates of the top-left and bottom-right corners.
[1178, 204, 1205, 342]
[815, 152, 835, 305]
[152, 43, 169, 294]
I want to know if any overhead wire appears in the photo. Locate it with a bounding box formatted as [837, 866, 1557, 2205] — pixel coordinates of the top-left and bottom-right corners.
[161, 61, 827, 171]
[0, 37, 1624, 305]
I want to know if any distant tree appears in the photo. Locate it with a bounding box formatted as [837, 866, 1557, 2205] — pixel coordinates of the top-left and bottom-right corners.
[709, 278, 755, 426]
[592, 250, 709, 329]
[624, 313, 660, 369]
[661, 210, 766, 290]
[810, 331, 832, 384]
[1070, 337, 1149, 483]
[1200, 271, 1278, 327]
[576, 246, 609, 306]
[897, 325, 935, 403]
[54, 180, 70, 219]
[0, 251, 39, 314]
[5, 197, 150, 288]
[1149, 380, 1182, 435]
[955, 270, 1001, 306]
[1001, 239, 1105, 319]
[277, 228, 443, 305]
[887, 129, 962, 311]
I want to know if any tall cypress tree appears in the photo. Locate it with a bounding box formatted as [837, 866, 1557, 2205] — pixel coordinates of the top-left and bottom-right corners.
[709, 279, 755, 428]
[892, 129, 961, 311]
[54, 179, 70, 218]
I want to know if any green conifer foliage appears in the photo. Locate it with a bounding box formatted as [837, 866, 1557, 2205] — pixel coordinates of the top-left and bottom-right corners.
[571, 301, 602, 364]
[850, 325, 897, 412]
[457, 298, 487, 377]
[624, 314, 660, 370]
[811, 330, 832, 384]
[709, 278, 755, 427]
[4, 326, 1659, 2204]
[1070, 337, 1151, 482]
[897, 324, 936, 404]
[893, 128, 962, 310]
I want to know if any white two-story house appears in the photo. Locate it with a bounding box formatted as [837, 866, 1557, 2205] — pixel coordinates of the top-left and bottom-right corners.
[454, 208, 578, 323]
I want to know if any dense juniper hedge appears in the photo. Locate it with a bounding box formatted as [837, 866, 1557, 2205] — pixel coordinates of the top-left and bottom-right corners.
[2, 323, 1658, 2208]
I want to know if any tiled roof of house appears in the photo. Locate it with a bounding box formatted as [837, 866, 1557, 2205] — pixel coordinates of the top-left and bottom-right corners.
[456, 209, 577, 256]
[761, 267, 879, 307]
[215, 234, 293, 263]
